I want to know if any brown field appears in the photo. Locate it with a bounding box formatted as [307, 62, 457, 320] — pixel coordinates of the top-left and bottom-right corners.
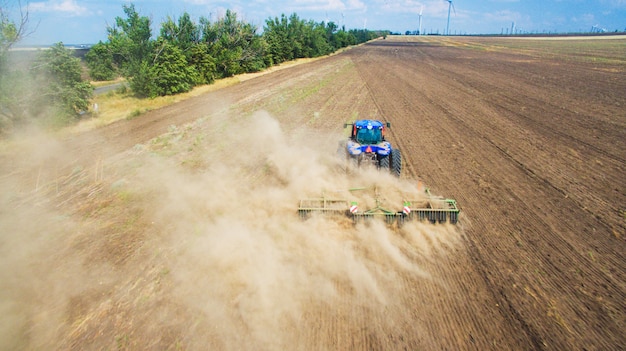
[1, 35, 624, 350]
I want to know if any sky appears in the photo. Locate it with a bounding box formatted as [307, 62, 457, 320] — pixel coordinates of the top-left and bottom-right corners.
[8, 0, 626, 45]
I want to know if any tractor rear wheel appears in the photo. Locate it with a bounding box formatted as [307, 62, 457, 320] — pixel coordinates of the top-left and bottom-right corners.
[379, 154, 390, 170]
[391, 149, 402, 177]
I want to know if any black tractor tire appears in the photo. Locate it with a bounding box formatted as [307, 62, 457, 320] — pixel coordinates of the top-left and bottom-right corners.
[391, 148, 402, 177]
[379, 154, 390, 170]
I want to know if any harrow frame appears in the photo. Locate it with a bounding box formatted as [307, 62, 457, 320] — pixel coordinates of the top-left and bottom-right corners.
[298, 186, 459, 225]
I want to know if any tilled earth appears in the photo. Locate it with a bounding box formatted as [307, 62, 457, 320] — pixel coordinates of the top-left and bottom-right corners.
[1, 36, 624, 350]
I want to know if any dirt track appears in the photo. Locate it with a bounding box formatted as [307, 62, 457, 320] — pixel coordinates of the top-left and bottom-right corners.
[1, 36, 624, 350]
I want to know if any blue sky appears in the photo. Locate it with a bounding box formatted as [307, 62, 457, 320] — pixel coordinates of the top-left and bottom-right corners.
[10, 0, 626, 45]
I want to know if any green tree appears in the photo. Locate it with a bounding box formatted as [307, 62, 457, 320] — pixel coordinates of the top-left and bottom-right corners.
[0, 68, 31, 128]
[160, 12, 199, 52]
[264, 14, 291, 64]
[308, 22, 333, 57]
[186, 42, 216, 85]
[31, 43, 93, 126]
[0, 11, 17, 66]
[200, 10, 265, 77]
[325, 21, 338, 44]
[149, 39, 197, 96]
[331, 29, 355, 50]
[107, 3, 152, 76]
[160, 13, 216, 85]
[0, 1, 27, 65]
[85, 41, 116, 81]
[1, 1, 31, 132]
[287, 13, 306, 59]
[264, 13, 335, 63]
[128, 60, 156, 98]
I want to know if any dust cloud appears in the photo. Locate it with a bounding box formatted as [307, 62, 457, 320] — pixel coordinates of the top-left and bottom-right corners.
[0, 126, 121, 350]
[0, 111, 462, 349]
[139, 111, 462, 348]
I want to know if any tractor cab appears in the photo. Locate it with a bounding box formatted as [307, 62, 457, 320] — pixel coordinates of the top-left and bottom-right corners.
[350, 120, 389, 145]
[341, 119, 401, 177]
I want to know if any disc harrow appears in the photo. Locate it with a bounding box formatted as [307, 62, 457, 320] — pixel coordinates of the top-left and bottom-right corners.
[298, 185, 459, 225]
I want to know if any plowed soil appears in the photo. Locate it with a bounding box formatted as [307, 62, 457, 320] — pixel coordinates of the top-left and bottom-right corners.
[1, 36, 624, 350]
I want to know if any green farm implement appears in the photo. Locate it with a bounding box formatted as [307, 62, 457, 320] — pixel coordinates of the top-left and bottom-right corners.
[298, 184, 459, 225]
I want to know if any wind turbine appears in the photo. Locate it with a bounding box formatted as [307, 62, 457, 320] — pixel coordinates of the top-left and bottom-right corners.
[445, 0, 456, 35]
[418, 6, 423, 35]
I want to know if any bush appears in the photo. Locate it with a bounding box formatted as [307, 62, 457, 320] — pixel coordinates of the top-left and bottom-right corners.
[129, 61, 157, 98]
[85, 42, 117, 81]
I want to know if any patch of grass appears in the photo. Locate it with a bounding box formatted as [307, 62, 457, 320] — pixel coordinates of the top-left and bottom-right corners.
[116, 189, 133, 203]
[149, 126, 186, 156]
[192, 134, 204, 149]
[90, 78, 126, 88]
[180, 157, 206, 170]
[116, 84, 128, 95]
[116, 334, 130, 350]
[127, 109, 142, 120]
[588, 251, 596, 262]
[266, 59, 353, 114]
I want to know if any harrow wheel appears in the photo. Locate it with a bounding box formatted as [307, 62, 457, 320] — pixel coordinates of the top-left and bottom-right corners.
[385, 214, 396, 224]
[428, 211, 437, 224]
[437, 211, 447, 224]
[450, 212, 458, 224]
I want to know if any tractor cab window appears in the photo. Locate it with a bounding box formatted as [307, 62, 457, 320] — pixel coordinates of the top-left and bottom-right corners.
[356, 127, 382, 144]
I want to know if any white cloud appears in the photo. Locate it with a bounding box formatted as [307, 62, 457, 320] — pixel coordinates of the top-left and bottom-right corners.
[346, 0, 367, 9]
[290, 0, 366, 11]
[379, 0, 433, 15]
[29, 0, 90, 16]
[183, 0, 212, 5]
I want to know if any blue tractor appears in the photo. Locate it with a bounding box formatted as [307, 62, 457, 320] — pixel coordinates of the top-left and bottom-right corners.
[342, 119, 402, 177]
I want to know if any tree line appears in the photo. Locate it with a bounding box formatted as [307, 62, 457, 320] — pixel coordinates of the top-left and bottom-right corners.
[87, 5, 385, 98]
[0, 3, 388, 133]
